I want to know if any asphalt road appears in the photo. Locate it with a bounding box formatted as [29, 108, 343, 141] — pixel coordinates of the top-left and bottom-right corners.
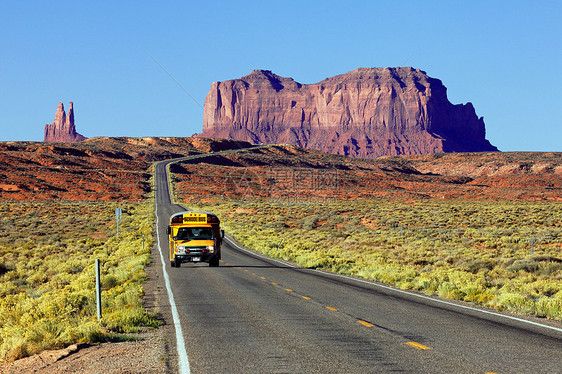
[154, 157, 562, 374]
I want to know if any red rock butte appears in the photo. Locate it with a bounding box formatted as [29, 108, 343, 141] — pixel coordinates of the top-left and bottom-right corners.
[199, 67, 498, 158]
[44, 102, 87, 143]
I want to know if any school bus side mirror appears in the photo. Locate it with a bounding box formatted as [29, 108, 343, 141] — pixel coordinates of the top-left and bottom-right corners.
[166, 226, 171, 235]
[221, 230, 225, 239]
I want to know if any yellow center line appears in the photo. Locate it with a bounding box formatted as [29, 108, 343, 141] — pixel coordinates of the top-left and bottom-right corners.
[302, 296, 312, 300]
[272, 282, 278, 285]
[244, 269, 249, 272]
[285, 288, 294, 292]
[260, 276, 266, 280]
[405, 342, 431, 350]
[251, 273, 256, 275]
[358, 320, 374, 327]
[326, 306, 338, 311]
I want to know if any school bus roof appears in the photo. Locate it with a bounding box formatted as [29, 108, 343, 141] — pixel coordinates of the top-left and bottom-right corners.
[169, 211, 220, 225]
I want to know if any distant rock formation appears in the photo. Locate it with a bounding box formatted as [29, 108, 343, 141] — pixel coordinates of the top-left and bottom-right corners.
[200, 68, 498, 158]
[43, 102, 87, 143]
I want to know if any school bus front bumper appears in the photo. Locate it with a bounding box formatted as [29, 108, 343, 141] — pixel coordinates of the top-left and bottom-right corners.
[175, 244, 215, 262]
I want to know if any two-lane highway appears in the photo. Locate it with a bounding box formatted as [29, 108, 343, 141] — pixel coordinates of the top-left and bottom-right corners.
[154, 157, 562, 373]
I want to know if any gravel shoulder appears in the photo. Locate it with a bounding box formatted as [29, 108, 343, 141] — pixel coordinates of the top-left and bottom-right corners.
[0, 245, 174, 374]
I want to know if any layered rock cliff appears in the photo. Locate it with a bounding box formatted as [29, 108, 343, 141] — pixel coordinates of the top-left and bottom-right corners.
[200, 68, 498, 158]
[44, 102, 87, 143]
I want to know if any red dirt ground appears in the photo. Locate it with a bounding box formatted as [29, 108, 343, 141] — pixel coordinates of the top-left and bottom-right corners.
[171, 145, 562, 203]
[0, 137, 252, 201]
[1, 137, 559, 202]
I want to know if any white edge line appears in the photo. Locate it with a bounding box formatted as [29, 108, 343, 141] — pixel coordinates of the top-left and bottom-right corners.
[327, 272, 562, 334]
[225, 237, 562, 334]
[165, 161, 175, 204]
[156, 196, 191, 373]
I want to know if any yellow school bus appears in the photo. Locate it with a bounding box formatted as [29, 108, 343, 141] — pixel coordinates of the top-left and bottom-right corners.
[167, 211, 224, 267]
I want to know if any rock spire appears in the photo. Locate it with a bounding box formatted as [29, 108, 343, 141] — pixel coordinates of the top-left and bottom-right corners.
[43, 102, 87, 143]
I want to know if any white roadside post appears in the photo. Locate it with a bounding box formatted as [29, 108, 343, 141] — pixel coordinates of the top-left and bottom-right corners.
[95, 258, 102, 320]
[115, 207, 122, 237]
[276, 237, 284, 253]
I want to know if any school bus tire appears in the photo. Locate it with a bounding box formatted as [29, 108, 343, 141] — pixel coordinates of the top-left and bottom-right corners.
[209, 256, 219, 267]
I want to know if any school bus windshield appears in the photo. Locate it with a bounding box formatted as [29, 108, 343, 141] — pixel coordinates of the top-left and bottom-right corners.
[175, 227, 215, 241]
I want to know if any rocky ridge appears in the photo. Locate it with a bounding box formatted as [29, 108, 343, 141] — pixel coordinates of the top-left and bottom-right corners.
[44, 102, 87, 143]
[200, 68, 498, 158]
[2, 137, 558, 203]
[0, 137, 253, 201]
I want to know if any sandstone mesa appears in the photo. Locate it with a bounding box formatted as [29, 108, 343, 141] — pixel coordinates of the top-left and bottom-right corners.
[200, 67, 498, 158]
[43, 102, 87, 143]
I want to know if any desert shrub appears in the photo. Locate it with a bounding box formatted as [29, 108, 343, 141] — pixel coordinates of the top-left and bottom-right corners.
[534, 292, 562, 318]
[0, 201, 157, 363]
[464, 260, 495, 274]
[507, 260, 540, 273]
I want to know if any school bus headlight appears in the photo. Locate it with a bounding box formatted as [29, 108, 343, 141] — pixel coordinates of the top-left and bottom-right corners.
[177, 246, 188, 254]
[207, 245, 214, 253]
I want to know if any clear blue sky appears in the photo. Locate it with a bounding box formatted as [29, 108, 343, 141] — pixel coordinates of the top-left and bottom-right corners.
[1, 1, 560, 151]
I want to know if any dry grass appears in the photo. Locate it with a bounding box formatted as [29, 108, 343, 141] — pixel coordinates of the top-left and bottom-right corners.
[0, 201, 157, 363]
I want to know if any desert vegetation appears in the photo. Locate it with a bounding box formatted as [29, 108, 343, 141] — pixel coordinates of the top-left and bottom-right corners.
[0, 201, 157, 363]
[185, 196, 562, 320]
